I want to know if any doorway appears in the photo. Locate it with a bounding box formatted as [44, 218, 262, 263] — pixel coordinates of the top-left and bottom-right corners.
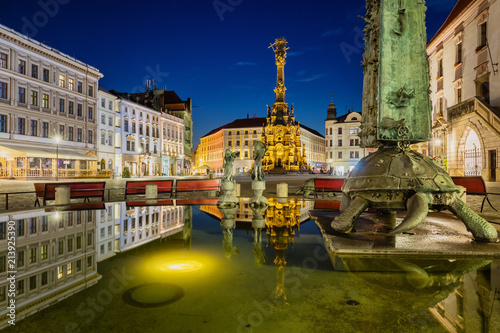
[489, 150, 497, 181]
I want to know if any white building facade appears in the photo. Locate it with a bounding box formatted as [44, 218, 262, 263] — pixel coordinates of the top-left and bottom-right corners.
[325, 103, 364, 176]
[97, 88, 118, 175]
[428, 0, 500, 180]
[113, 95, 162, 177]
[160, 112, 184, 176]
[0, 24, 102, 179]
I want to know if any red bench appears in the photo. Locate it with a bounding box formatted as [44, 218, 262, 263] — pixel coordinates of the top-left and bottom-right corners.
[34, 182, 106, 206]
[175, 179, 220, 197]
[314, 200, 341, 210]
[451, 176, 498, 212]
[301, 178, 344, 198]
[124, 180, 174, 199]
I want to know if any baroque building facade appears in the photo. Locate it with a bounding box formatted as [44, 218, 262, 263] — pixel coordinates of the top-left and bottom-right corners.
[325, 98, 365, 175]
[196, 116, 325, 175]
[0, 24, 102, 179]
[428, 0, 500, 180]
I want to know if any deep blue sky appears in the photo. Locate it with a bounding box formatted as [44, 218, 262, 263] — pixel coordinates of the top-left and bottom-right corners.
[0, 0, 457, 148]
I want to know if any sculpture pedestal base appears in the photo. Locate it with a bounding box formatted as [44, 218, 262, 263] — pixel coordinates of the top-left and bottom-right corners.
[250, 181, 268, 208]
[217, 180, 239, 208]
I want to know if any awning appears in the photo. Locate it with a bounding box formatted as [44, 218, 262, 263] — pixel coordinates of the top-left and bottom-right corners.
[0, 143, 97, 161]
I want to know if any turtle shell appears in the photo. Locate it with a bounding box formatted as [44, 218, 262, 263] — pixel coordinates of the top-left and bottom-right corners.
[342, 147, 459, 194]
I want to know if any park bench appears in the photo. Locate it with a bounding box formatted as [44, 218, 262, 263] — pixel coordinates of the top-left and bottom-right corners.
[126, 199, 174, 207]
[34, 182, 106, 206]
[175, 179, 221, 197]
[314, 200, 341, 210]
[124, 180, 174, 200]
[451, 176, 499, 213]
[298, 178, 345, 198]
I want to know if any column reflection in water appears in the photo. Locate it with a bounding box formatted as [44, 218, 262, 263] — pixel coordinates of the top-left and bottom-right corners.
[264, 198, 302, 307]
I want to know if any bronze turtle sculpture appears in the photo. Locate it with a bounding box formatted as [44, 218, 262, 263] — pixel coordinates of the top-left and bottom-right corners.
[332, 147, 498, 242]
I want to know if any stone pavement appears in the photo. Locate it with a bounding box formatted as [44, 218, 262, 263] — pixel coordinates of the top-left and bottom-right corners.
[0, 175, 499, 234]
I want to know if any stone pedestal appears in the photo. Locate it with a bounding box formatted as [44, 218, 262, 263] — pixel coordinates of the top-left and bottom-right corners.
[145, 184, 158, 199]
[250, 181, 268, 207]
[277, 183, 288, 198]
[217, 180, 239, 208]
[55, 186, 70, 205]
[235, 183, 241, 197]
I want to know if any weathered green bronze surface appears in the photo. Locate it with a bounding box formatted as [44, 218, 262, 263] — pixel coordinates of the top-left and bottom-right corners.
[360, 0, 431, 146]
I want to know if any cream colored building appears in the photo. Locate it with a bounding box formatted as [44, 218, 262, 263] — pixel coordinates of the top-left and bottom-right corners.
[196, 117, 325, 175]
[428, 0, 500, 180]
[325, 102, 365, 175]
[0, 24, 102, 179]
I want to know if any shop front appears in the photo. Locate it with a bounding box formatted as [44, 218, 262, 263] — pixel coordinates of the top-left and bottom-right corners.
[0, 143, 97, 179]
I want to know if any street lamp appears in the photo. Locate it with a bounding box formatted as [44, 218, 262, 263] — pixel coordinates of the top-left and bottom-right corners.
[55, 136, 60, 181]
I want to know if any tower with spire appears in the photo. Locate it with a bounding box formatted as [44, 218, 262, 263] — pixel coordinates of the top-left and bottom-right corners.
[261, 38, 307, 172]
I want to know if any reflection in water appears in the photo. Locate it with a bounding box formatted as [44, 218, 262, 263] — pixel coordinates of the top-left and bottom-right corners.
[0, 202, 188, 329]
[0, 199, 498, 332]
[336, 256, 495, 329]
[217, 205, 240, 261]
[264, 198, 302, 307]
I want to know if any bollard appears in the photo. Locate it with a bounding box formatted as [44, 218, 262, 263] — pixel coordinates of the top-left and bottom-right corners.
[145, 184, 158, 199]
[235, 183, 241, 197]
[277, 183, 288, 198]
[55, 186, 71, 205]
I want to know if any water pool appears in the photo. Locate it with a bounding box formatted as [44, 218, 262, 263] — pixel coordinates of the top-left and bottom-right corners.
[0, 198, 498, 333]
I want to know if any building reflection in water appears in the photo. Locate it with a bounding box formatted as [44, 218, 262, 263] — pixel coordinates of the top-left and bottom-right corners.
[431, 260, 500, 332]
[0, 202, 189, 329]
[335, 256, 497, 330]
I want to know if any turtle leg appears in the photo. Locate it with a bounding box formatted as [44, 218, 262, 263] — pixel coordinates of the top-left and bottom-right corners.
[339, 193, 351, 213]
[449, 197, 498, 242]
[331, 196, 368, 233]
[389, 192, 429, 235]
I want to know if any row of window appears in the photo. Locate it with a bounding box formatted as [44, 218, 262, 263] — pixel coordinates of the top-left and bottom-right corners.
[328, 139, 360, 147]
[0, 82, 94, 119]
[123, 119, 164, 138]
[0, 257, 93, 302]
[0, 211, 93, 240]
[100, 97, 114, 111]
[0, 52, 95, 96]
[227, 130, 258, 136]
[100, 114, 114, 126]
[326, 127, 360, 136]
[0, 115, 94, 143]
[436, 22, 487, 79]
[327, 151, 360, 159]
[100, 131, 113, 146]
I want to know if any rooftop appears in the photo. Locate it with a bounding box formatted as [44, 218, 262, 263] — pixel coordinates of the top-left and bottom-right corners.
[0, 23, 100, 72]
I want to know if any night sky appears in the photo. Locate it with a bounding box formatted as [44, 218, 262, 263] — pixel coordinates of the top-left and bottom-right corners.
[0, 0, 457, 148]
